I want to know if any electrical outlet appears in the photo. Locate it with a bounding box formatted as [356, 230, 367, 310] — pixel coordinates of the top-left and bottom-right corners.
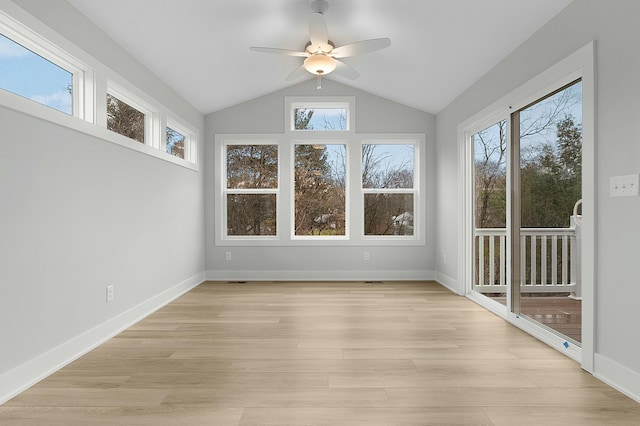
[363, 251, 370, 261]
[225, 251, 232, 261]
[106, 285, 114, 302]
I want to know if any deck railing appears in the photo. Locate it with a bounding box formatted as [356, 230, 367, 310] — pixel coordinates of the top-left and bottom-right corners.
[474, 218, 581, 297]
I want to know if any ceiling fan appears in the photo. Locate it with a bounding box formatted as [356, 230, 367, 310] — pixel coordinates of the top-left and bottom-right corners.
[250, 0, 391, 89]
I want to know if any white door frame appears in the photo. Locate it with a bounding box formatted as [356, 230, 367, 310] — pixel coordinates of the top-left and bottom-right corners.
[457, 42, 596, 371]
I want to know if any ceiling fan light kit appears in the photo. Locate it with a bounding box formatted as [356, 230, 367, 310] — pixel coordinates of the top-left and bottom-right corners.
[250, 0, 390, 89]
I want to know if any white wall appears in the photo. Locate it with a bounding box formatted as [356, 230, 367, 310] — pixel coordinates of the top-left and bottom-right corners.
[435, 0, 640, 399]
[0, 0, 205, 402]
[205, 79, 436, 280]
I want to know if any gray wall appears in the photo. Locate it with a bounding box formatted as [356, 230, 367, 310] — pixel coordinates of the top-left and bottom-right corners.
[435, 0, 640, 387]
[205, 79, 436, 279]
[0, 0, 205, 396]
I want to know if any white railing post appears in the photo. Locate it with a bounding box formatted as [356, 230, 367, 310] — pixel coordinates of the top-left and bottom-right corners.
[569, 215, 582, 299]
[473, 227, 577, 295]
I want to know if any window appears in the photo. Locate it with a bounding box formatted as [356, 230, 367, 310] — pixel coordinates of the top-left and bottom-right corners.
[224, 144, 278, 236]
[0, 9, 199, 168]
[217, 133, 423, 245]
[362, 143, 416, 236]
[166, 126, 185, 159]
[217, 97, 423, 245]
[0, 33, 73, 114]
[287, 97, 352, 132]
[294, 143, 347, 237]
[293, 107, 348, 131]
[106, 93, 145, 143]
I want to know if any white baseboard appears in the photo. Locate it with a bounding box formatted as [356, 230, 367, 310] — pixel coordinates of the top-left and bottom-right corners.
[434, 271, 462, 295]
[205, 269, 435, 282]
[594, 353, 640, 403]
[0, 272, 205, 405]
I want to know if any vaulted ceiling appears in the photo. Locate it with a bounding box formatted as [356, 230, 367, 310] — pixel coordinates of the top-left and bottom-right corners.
[66, 0, 573, 115]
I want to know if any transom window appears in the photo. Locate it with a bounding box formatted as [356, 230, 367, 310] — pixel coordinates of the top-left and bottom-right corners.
[0, 11, 199, 168]
[106, 93, 145, 144]
[287, 97, 352, 132]
[0, 33, 73, 114]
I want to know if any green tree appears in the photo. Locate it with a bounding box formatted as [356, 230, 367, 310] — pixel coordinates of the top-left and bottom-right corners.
[521, 115, 582, 228]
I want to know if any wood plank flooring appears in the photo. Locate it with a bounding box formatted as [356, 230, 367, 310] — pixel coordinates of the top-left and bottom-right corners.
[2, 281, 639, 425]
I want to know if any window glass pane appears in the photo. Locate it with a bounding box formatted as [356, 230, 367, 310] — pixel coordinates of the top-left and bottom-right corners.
[166, 127, 185, 159]
[294, 144, 346, 236]
[519, 80, 582, 228]
[294, 107, 347, 130]
[364, 193, 414, 236]
[0, 33, 72, 114]
[473, 120, 507, 228]
[227, 145, 278, 189]
[226, 145, 278, 189]
[227, 194, 276, 236]
[106, 93, 145, 143]
[362, 144, 414, 189]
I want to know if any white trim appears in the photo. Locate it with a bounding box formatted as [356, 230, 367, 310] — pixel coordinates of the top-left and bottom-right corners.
[0, 1, 199, 169]
[594, 354, 640, 404]
[206, 269, 434, 282]
[0, 272, 204, 405]
[166, 117, 198, 164]
[215, 132, 426, 246]
[457, 42, 596, 368]
[0, 8, 92, 120]
[285, 96, 355, 134]
[107, 80, 158, 148]
[434, 271, 462, 295]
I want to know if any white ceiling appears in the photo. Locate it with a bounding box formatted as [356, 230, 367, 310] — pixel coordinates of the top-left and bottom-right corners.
[66, 0, 572, 115]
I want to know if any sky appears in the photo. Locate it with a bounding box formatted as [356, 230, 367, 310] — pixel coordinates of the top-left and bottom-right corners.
[473, 81, 583, 165]
[0, 33, 72, 114]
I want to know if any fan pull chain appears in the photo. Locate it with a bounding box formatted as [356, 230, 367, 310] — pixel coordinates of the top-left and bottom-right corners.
[316, 74, 322, 90]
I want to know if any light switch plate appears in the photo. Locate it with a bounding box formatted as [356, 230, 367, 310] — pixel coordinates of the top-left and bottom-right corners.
[610, 174, 639, 197]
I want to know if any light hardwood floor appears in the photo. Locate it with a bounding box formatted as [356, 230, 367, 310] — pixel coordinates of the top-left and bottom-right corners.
[2, 281, 639, 425]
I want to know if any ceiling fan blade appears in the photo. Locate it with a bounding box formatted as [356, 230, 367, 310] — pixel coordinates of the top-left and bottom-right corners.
[285, 65, 309, 81]
[249, 46, 308, 57]
[333, 59, 359, 80]
[308, 12, 330, 52]
[331, 38, 391, 58]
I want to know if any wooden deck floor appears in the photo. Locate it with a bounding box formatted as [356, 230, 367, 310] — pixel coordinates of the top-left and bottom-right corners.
[2, 281, 638, 425]
[488, 295, 582, 343]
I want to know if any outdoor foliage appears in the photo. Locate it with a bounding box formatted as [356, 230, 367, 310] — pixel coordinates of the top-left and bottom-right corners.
[106, 94, 145, 143]
[474, 83, 582, 230]
[362, 144, 415, 235]
[166, 127, 185, 159]
[225, 109, 415, 237]
[226, 144, 278, 236]
[294, 143, 346, 235]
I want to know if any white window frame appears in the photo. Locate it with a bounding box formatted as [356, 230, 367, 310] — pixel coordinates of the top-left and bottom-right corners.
[106, 81, 157, 147]
[361, 139, 420, 241]
[0, 9, 93, 122]
[0, 5, 199, 170]
[286, 96, 355, 134]
[166, 117, 197, 164]
[215, 132, 425, 247]
[291, 141, 350, 241]
[221, 139, 281, 241]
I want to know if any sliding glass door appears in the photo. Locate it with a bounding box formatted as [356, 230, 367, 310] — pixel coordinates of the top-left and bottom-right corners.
[512, 80, 583, 344]
[471, 80, 583, 345]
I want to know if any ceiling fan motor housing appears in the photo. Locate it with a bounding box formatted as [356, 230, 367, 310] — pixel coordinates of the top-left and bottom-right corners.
[310, 0, 329, 14]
